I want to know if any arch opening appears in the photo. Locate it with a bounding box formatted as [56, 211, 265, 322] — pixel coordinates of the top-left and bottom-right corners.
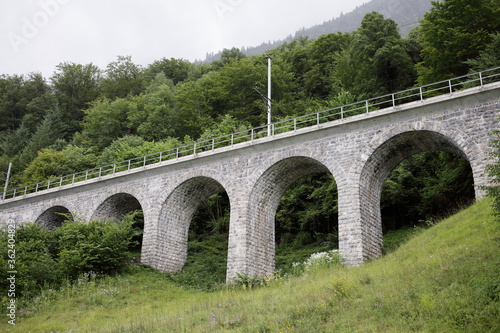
[92, 193, 144, 253]
[360, 130, 476, 259]
[156, 176, 230, 286]
[245, 156, 338, 278]
[92, 193, 143, 222]
[36, 206, 72, 230]
[381, 151, 474, 233]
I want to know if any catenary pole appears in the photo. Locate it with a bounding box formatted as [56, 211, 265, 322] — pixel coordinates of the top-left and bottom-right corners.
[2, 162, 12, 200]
[267, 54, 272, 136]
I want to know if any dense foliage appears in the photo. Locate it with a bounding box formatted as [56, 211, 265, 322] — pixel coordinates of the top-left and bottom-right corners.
[0, 216, 139, 298]
[417, 0, 500, 84]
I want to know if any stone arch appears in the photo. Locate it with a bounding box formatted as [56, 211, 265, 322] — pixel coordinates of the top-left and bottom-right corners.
[36, 206, 72, 230]
[358, 129, 475, 261]
[240, 156, 335, 279]
[91, 193, 143, 222]
[153, 176, 228, 273]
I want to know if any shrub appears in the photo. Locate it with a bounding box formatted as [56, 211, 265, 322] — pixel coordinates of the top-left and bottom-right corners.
[0, 223, 61, 299]
[55, 215, 138, 279]
[0, 215, 139, 301]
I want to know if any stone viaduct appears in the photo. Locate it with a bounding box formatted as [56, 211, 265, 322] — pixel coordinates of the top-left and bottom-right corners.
[0, 82, 499, 281]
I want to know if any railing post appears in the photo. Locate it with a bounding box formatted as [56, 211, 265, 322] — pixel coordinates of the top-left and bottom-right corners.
[85, 170, 88, 181]
[251, 129, 254, 142]
[159, 151, 163, 162]
[24, 186, 27, 195]
[341, 106, 344, 119]
[392, 94, 396, 107]
[47, 180, 50, 190]
[176, 147, 179, 159]
[294, 118, 297, 131]
[128, 160, 131, 170]
[317, 113, 320, 127]
[98, 167, 102, 178]
[194, 143, 197, 155]
[13, 188, 16, 198]
[72, 174, 75, 185]
[36, 183, 39, 193]
[113, 164, 116, 174]
[60, 177, 63, 187]
[479, 72, 483, 87]
[272, 123, 275, 136]
[366, 100, 369, 113]
[449, 79, 453, 94]
[143, 155, 147, 167]
[212, 139, 215, 151]
[419, 87, 423, 101]
[231, 134, 234, 146]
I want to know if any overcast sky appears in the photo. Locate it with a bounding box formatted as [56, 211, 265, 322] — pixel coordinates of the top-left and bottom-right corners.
[1, 0, 366, 77]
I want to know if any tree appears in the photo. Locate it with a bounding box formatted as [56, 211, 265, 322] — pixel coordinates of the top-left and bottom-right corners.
[276, 173, 338, 247]
[17, 106, 69, 169]
[21, 148, 71, 185]
[334, 12, 416, 97]
[0, 74, 26, 131]
[197, 114, 251, 145]
[381, 152, 474, 230]
[212, 47, 247, 70]
[62, 144, 97, 173]
[97, 135, 182, 165]
[79, 98, 131, 151]
[303, 33, 351, 98]
[0, 122, 32, 157]
[50, 62, 101, 128]
[175, 78, 216, 139]
[465, 33, 500, 73]
[101, 55, 144, 99]
[127, 76, 179, 141]
[272, 36, 311, 95]
[21, 73, 56, 133]
[145, 58, 192, 85]
[417, 0, 500, 84]
[0, 73, 51, 132]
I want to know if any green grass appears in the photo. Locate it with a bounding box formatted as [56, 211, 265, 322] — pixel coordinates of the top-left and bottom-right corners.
[3, 199, 499, 332]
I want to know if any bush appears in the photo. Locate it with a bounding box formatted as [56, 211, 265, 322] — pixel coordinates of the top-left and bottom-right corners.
[0, 215, 139, 300]
[0, 223, 61, 299]
[55, 216, 138, 279]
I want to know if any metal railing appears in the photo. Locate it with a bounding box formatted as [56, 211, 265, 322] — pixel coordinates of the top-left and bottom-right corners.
[2, 66, 499, 201]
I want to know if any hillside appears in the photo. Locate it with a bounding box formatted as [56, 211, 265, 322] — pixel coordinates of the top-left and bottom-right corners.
[5, 199, 499, 332]
[205, 0, 433, 61]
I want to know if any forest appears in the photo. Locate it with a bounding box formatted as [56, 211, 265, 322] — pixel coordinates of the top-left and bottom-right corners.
[0, 0, 499, 257]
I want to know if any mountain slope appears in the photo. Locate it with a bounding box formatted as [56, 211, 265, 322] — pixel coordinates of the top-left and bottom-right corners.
[205, 0, 433, 61]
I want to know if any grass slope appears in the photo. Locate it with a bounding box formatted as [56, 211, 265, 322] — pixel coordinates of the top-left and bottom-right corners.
[3, 199, 499, 332]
